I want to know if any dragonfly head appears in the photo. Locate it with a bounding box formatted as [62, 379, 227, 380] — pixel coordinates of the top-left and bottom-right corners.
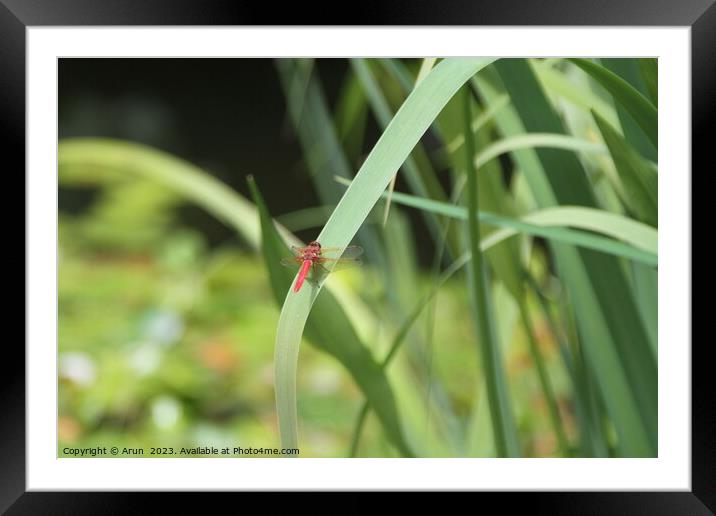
[307, 240, 321, 250]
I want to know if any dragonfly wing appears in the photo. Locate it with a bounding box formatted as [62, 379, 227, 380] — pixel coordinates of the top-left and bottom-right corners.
[288, 245, 305, 257]
[318, 245, 364, 259]
[280, 257, 302, 269]
[316, 257, 362, 272]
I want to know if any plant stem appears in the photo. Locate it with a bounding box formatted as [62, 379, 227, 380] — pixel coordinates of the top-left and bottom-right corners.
[463, 88, 520, 457]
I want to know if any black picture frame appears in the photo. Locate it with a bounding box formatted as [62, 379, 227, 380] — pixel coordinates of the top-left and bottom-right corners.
[3, 1, 710, 512]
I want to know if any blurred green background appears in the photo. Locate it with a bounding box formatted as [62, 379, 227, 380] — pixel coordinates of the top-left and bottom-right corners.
[58, 58, 657, 457]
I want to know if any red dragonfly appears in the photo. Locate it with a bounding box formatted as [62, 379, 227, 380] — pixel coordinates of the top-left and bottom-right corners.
[281, 240, 363, 293]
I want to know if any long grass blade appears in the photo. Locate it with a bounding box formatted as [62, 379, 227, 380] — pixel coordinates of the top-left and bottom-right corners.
[473, 133, 607, 171]
[334, 71, 370, 167]
[531, 59, 620, 128]
[568, 58, 657, 149]
[638, 58, 658, 106]
[444, 94, 510, 153]
[600, 58, 657, 162]
[489, 59, 656, 456]
[335, 181, 658, 265]
[350, 58, 452, 244]
[272, 58, 497, 451]
[592, 110, 658, 227]
[248, 177, 414, 456]
[463, 88, 521, 457]
[276, 58, 388, 273]
[415, 58, 437, 86]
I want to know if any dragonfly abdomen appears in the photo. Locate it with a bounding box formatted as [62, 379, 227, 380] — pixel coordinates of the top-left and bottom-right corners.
[293, 259, 313, 293]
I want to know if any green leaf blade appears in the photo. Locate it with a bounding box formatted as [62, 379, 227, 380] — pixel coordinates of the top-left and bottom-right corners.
[272, 58, 497, 452]
[248, 177, 414, 456]
[489, 59, 657, 456]
[569, 58, 657, 149]
[592, 111, 658, 227]
[463, 88, 521, 457]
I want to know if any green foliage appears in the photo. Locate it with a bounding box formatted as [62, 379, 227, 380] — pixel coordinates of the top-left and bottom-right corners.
[462, 89, 521, 457]
[592, 111, 658, 227]
[270, 58, 496, 450]
[568, 58, 657, 149]
[248, 177, 413, 456]
[491, 58, 656, 456]
[58, 57, 658, 458]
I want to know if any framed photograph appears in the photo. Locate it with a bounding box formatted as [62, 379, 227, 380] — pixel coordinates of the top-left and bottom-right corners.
[5, 0, 710, 511]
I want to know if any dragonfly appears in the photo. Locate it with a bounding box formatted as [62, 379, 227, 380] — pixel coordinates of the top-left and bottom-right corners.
[280, 240, 363, 293]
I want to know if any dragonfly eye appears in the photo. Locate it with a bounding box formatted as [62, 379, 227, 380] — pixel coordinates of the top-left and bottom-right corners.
[308, 240, 321, 249]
